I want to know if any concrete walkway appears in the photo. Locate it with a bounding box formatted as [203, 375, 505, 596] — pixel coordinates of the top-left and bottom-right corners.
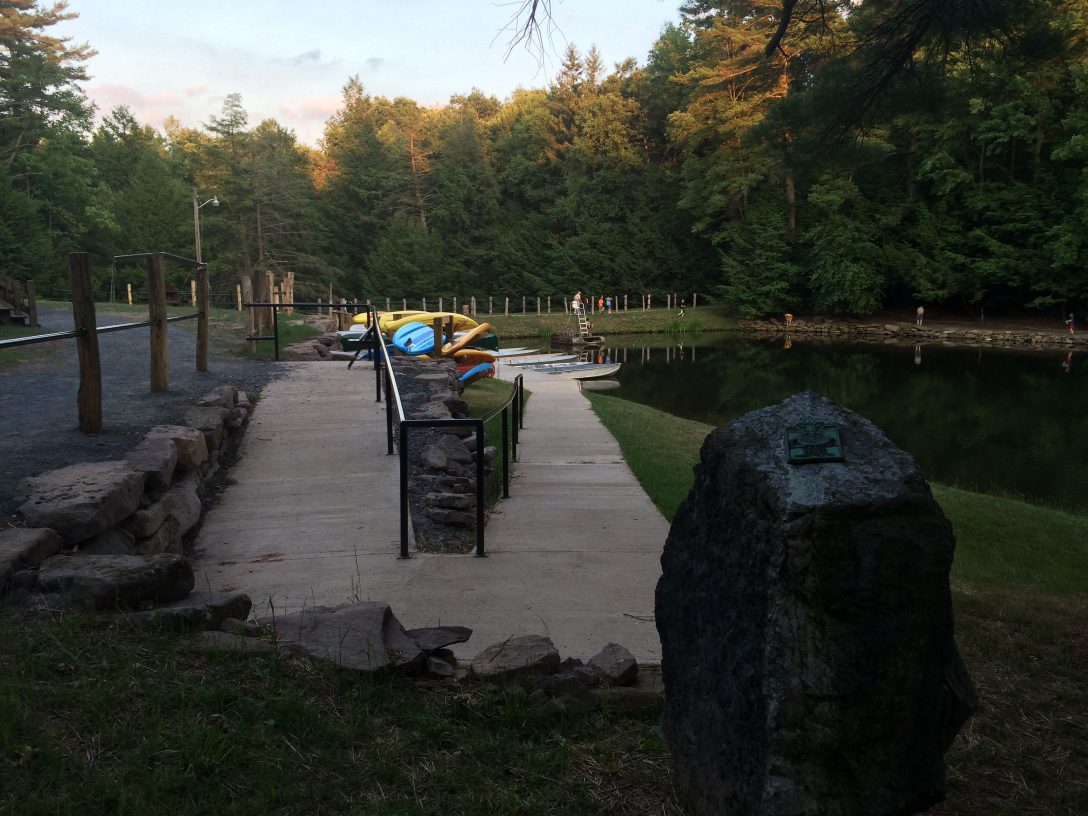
[192, 360, 670, 662]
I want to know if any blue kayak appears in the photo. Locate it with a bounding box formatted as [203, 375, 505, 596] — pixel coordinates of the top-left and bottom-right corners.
[458, 362, 494, 384]
[391, 322, 436, 355]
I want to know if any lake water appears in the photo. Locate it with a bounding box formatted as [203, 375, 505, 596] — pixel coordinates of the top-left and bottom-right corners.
[586, 334, 1088, 512]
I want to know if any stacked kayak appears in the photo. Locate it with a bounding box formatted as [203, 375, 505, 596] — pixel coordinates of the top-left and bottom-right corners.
[353, 310, 479, 334]
[391, 322, 437, 355]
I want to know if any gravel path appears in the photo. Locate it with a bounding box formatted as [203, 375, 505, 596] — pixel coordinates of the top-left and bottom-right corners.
[1, 308, 284, 518]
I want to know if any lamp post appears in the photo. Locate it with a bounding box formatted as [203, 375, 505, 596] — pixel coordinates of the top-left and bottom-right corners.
[192, 189, 219, 263]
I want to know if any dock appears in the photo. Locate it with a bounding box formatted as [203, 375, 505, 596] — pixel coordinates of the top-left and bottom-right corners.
[192, 362, 670, 662]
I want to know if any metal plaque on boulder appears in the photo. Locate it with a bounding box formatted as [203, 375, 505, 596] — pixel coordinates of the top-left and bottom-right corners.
[786, 419, 844, 464]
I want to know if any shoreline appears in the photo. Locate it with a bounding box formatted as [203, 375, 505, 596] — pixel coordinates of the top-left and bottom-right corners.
[739, 318, 1087, 350]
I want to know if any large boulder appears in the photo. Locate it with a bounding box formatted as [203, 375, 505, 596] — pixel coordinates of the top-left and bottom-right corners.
[263, 602, 425, 674]
[36, 553, 194, 610]
[17, 461, 146, 545]
[183, 406, 231, 453]
[656, 391, 977, 816]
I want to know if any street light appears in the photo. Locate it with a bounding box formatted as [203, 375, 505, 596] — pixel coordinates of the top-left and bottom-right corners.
[192, 189, 219, 264]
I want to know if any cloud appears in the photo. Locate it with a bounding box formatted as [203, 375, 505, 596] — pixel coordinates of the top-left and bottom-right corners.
[365, 57, 385, 71]
[290, 48, 323, 66]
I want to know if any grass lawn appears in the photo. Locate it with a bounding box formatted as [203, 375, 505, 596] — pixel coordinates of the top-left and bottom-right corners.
[0, 323, 62, 371]
[484, 305, 737, 340]
[585, 391, 1088, 816]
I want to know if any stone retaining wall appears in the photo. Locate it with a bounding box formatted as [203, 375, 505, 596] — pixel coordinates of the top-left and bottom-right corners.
[743, 318, 1087, 349]
[2, 384, 253, 609]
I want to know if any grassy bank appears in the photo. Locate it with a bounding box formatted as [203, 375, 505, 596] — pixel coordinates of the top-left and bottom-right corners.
[585, 391, 1088, 815]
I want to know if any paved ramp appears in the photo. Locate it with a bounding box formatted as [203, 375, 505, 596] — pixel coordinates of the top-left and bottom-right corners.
[193, 361, 670, 662]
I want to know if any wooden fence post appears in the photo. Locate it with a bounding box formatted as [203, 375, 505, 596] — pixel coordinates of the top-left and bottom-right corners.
[241, 277, 256, 353]
[264, 271, 276, 332]
[536, 297, 540, 315]
[504, 297, 509, 316]
[693, 293, 698, 308]
[563, 297, 569, 314]
[339, 297, 348, 330]
[386, 297, 391, 311]
[69, 253, 102, 433]
[235, 283, 242, 311]
[547, 296, 551, 314]
[488, 296, 492, 315]
[23, 279, 38, 326]
[146, 253, 169, 393]
[284, 270, 294, 314]
[432, 317, 443, 357]
[196, 264, 208, 373]
[190, 279, 197, 307]
[126, 283, 133, 305]
[522, 296, 526, 314]
[402, 298, 407, 310]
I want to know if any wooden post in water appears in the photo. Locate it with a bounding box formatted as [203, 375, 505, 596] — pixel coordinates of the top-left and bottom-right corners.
[69, 253, 102, 433]
[146, 254, 169, 393]
[196, 264, 209, 372]
[241, 277, 256, 354]
[126, 283, 133, 305]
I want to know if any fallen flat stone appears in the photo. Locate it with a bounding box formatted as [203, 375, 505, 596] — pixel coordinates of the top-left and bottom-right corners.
[134, 515, 182, 556]
[98, 591, 251, 631]
[124, 473, 201, 540]
[263, 602, 425, 674]
[147, 425, 208, 471]
[405, 625, 473, 652]
[589, 642, 639, 686]
[18, 461, 147, 545]
[36, 553, 195, 610]
[471, 634, 560, 682]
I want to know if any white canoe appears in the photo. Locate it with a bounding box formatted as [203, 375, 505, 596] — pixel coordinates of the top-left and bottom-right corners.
[504, 353, 579, 366]
[492, 347, 540, 358]
[522, 362, 622, 380]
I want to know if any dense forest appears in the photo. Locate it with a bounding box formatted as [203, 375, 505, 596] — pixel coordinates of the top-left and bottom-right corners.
[2, 0, 1087, 318]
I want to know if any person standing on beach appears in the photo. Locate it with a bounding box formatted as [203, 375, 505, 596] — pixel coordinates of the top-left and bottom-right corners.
[916, 305, 925, 327]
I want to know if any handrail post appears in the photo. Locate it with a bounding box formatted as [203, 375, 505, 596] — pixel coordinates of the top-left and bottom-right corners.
[501, 406, 510, 498]
[69, 253, 102, 433]
[399, 421, 410, 558]
[385, 366, 394, 455]
[272, 291, 280, 361]
[196, 263, 208, 372]
[146, 253, 168, 392]
[512, 378, 519, 462]
[475, 420, 486, 557]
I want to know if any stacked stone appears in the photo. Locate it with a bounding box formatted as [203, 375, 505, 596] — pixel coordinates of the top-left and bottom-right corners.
[743, 318, 1087, 348]
[2, 384, 253, 617]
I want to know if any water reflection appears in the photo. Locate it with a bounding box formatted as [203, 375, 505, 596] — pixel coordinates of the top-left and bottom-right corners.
[600, 334, 1088, 511]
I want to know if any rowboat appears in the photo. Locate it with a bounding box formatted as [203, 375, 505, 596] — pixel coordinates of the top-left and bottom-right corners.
[492, 347, 539, 358]
[521, 362, 621, 380]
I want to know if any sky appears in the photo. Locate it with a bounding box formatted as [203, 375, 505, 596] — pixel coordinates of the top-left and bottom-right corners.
[55, 0, 681, 146]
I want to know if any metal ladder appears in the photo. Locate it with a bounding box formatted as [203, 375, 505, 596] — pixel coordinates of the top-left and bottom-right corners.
[575, 303, 591, 337]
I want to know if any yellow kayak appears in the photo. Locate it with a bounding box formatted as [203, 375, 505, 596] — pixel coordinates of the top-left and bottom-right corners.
[353, 310, 480, 335]
[442, 322, 493, 355]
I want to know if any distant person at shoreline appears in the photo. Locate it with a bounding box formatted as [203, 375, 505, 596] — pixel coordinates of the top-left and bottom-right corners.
[572, 291, 583, 314]
[784, 312, 793, 327]
[678, 297, 686, 318]
[1066, 313, 1075, 335]
[605, 295, 613, 313]
[916, 305, 925, 327]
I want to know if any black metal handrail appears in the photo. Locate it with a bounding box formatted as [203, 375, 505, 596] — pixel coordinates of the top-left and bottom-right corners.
[364, 310, 524, 559]
[242, 299, 374, 361]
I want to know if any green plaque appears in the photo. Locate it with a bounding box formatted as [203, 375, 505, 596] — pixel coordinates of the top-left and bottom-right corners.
[786, 419, 844, 464]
